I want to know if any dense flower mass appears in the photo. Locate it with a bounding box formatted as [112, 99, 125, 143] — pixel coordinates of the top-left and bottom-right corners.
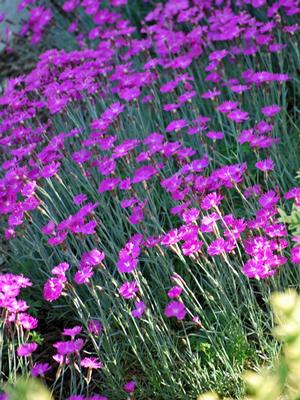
[0, 0, 299, 398]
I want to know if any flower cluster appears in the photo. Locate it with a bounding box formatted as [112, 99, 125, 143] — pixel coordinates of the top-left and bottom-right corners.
[0, 0, 299, 397]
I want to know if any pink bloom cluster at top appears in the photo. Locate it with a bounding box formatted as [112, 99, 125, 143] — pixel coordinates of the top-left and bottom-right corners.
[19, 6, 52, 45]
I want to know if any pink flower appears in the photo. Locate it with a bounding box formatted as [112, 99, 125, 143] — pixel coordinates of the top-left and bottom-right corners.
[167, 286, 183, 298]
[72, 149, 91, 165]
[67, 396, 84, 400]
[160, 80, 178, 93]
[51, 262, 69, 280]
[255, 159, 274, 171]
[118, 281, 139, 299]
[161, 229, 180, 246]
[132, 165, 156, 184]
[164, 301, 187, 321]
[242, 259, 274, 279]
[63, 326, 82, 337]
[244, 184, 262, 198]
[207, 238, 226, 256]
[182, 240, 203, 256]
[227, 109, 249, 123]
[31, 362, 50, 377]
[42, 221, 55, 235]
[17, 342, 38, 357]
[53, 354, 70, 365]
[123, 380, 136, 393]
[98, 177, 120, 193]
[81, 249, 105, 267]
[43, 277, 64, 302]
[206, 131, 224, 140]
[88, 320, 103, 336]
[291, 246, 300, 264]
[284, 187, 300, 206]
[231, 84, 248, 93]
[201, 89, 221, 100]
[117, 255, 138, 273]
[258, 190, 279, 208]
[18, 312, 38, 330]
[131, 300, 146, 319]
[73, 193, 87, 205]
[261, 105, 281, 118]
[182, 208, 200, 223]
[201, 192, 223, 210]
[81, 357, 103, 369]
[48, 231, 68, 246]
[128, 206, 144, 225]
[41, 161, 60, 178]
[74, 266, 94, 285]
[166, 119, 187, 133]
[53, 338, 84, 355]
[217, 101, 239, 114]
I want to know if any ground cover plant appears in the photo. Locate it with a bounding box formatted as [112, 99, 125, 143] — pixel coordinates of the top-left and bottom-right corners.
[0, 0, 300, 399]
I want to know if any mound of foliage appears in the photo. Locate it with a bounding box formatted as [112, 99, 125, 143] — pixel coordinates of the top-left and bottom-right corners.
[0, 0, 300, 399]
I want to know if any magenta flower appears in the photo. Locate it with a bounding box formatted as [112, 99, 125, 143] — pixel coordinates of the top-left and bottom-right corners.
[123, 380, 136, 393]
[81, 249, 105, 267]
[201, 88, 221, 100]
[88, 320, 103, 336]
[201, 192, 224, 210]
[231, 84, 248, 93]
[217, 101, 239, 114]
[48, 231, 68, 246]
[255, 158, 275, 171]
[167, 286, 183, 298]
[182, 208, 200, 223]
[97, 157, 116, 176]
[242, 259, 275, 279]
[81, 357, 103, 369]
[285, 187, 300, 206]
[160, 80, 178, 93]
[51, 264, 69, 283]
[53, 338, 84, 355]
[72, 149, 91, 165]
[118, 281, 139, 299]
[117, 255, 138, 274]
[291, 246, 300, 264]
[166, 119, 187, 133]
[227, 109, 249, 123]
[261, 105, 281, 118]
[98, 177, 120, 193]
[31, 362, 51, 377]
[258, 190, 279, 208]
[74, 266, 94, 285]
[43, 277, 64, 302]
[132, 165, 157, 184]
[182, 240, 203, 256]
[18, 312, 38, 330]
[207, 238, 226, 256]
[17, 342, 38, 357]
[206, 131, 224, 140]
[164, 301, 187, 321]
[161, 229, 180, 246]
[63, 326, 82, 337]
[41, 161, 60, 178]
[131, 300, 146, 319]
[73, 193, 87, 205]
